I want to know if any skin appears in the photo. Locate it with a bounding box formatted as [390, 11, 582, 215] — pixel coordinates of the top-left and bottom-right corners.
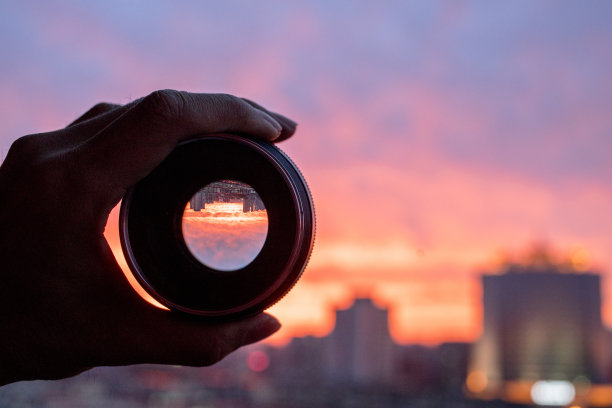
[0, 90, 297, 385]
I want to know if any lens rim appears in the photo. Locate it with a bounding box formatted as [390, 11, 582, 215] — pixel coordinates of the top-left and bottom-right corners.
[119, 134, 314, 318]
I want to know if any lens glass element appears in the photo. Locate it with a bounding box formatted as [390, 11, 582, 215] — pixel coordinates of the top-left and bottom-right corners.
[182, 180, 268, 271]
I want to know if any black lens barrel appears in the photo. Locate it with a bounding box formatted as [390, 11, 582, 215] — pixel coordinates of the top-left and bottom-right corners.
[119, 135, 314, 318]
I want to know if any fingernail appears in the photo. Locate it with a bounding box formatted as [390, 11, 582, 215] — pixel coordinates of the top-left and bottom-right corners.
[267, 117, 283, 137]
[244, 314, 281, 345]
[281, 116, 298, 129]
[259, 116, 282, 141]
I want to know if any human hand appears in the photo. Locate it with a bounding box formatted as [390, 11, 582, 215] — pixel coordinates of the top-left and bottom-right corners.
[0, 90, 297, 385]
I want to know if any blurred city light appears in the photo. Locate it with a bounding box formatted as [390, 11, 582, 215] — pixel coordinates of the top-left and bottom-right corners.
[530, 380, 575, 406]
[247, 350, 270, 372]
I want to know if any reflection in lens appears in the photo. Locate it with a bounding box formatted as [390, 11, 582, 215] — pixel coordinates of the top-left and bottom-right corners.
[182, 180, 268, 271]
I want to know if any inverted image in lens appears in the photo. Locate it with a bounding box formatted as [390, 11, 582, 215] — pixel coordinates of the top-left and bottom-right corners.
[182, 180, 268, 271]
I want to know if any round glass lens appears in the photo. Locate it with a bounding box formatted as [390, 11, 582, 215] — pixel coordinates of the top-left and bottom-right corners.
[182, 180, 268, 271]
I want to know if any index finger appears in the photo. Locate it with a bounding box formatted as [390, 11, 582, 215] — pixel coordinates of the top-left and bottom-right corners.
[77, 91, 288, 204]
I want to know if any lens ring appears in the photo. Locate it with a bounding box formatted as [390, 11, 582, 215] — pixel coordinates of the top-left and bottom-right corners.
[119, 135, 315, 318]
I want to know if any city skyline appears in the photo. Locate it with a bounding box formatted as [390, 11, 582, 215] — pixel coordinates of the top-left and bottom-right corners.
[1, 258, 610, 406]
[187, 180, 266, 213]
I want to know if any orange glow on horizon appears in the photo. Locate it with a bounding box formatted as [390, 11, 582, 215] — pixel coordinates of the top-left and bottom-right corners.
[571, 247, 593, 272]
[105, 204, 167, 310]
[105, 199, 612, 346]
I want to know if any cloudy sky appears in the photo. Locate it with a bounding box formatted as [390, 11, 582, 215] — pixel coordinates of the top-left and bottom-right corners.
[1, 0, 611, 344]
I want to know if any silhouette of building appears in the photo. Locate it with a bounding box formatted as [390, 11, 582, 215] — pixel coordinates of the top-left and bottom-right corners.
[270, 298, 396, 386]
[243, 192, 265, 212]
[325, 298, 395, 385]
[189, 190, 205, 211]
[467, 251, 612, 406]
[188, 180, 264, 212]
[268, 335, 328, 386]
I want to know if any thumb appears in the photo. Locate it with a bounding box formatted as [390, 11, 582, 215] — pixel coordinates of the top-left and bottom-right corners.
[114, 311, 281, 367]
[234, 313, 283, 347]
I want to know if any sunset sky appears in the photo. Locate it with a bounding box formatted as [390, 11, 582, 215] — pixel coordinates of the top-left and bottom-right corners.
[1, 1, 611, 345]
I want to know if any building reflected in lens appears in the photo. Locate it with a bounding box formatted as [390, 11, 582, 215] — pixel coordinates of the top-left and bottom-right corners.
[188, 180, 265, 213]
[182, 180, 268, 271]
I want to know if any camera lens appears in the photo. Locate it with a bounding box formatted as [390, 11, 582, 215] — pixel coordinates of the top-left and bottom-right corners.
[119, 135, 314, 319]
[182, 180, 268, 271]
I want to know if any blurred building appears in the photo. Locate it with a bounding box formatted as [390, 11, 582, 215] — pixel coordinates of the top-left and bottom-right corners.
[325, 297, 395, 385]
[268, 335, 328, 386]
[271, 297, 396, 387]
[467, 252, 612, 406]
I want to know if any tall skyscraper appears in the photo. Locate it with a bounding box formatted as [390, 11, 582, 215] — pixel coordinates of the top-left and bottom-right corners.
[467, 256, 612, 406]
[189, 190, 205, 211]
[325, 298, 395, 385]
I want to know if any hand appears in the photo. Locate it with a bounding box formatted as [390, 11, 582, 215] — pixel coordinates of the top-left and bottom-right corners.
[0, 90, 297, 385]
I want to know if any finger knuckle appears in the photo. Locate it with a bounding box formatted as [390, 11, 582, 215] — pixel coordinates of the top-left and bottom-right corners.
[3, 135, 70, 203]
[215, 93, 251, 122]
[88, 102, 116, 116]
[141, 89, 187, 123]
[7, 134, 40, 158]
